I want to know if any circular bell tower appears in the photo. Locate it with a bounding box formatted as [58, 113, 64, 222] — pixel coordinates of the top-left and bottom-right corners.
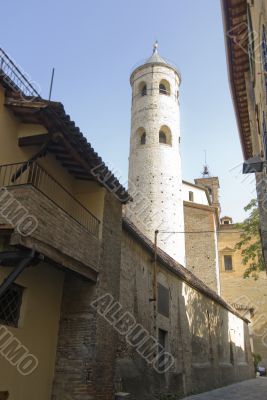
[126, 43, 185, 265]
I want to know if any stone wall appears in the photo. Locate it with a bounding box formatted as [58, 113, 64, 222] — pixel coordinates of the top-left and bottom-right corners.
[118, 222, 254, 399]
[184, 202, 220, 293]
[219, 223, 267, 368]
[51, 192, 122, 400]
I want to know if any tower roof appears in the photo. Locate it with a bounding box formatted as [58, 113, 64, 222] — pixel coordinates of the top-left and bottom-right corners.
[145, 41, 169, 65]
[131, 42, 180, 81]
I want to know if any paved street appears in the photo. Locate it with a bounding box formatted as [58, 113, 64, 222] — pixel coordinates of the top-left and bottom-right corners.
[183, 378, 267, 400]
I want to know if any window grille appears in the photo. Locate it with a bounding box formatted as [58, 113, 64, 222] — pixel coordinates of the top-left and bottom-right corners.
[0, 283, 23, 327]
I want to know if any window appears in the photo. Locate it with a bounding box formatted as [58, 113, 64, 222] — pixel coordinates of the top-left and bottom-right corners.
[139, 82, 147, 97]
[141, 132, 146, 145]
[159, 125, 172, 145]
[223, 220, 230, 225]
[158, 329, 168, 372]
[157, 283, 169, 318]
[189, 191, 194, 202]
[159, 79, 170, 95]
[224, 255, 233, 271]
[0, 283, 24, 327]
[159, 131, 167, 144]
[137, 127, 146, 145]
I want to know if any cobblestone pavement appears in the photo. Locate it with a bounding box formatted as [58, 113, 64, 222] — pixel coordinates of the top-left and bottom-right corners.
[183, 378, 267, 399]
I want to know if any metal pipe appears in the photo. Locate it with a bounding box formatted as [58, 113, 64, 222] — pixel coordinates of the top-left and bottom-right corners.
[0, 249, 36, 297]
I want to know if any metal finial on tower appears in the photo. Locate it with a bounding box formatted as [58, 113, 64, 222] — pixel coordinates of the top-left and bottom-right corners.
[153, 41, 158, 54]
[201, 150, 210, 178]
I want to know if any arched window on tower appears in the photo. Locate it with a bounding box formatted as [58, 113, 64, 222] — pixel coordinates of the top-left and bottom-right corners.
[159, 131, 167, 144]
[139, 82, 147, 97]
[159, 79, 170, 95]
[137, 127, 146, 145]
[141, 132, 146, 145]
[159, 125, 172, 145]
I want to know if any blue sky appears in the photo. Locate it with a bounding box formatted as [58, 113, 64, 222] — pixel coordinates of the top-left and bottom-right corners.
[1, 0, 255, 221]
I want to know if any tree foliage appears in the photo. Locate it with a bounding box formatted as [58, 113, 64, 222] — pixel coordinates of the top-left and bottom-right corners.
[235, 199, 265, 279]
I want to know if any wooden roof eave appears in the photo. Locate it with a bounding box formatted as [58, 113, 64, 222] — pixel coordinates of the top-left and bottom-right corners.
[4, 97, 131, 203]
[221, 0, 253, 160]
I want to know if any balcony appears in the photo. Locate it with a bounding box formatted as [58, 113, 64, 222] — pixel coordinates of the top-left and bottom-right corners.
[0, 161, 100, 237]
[0, 162, 100, 279]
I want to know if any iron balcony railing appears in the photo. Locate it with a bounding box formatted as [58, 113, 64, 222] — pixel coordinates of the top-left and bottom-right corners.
[0, 162, 100, 237]
[0, 47, 40, 99]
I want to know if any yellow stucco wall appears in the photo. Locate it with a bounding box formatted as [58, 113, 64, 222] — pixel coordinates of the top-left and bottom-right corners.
[0, 86, 105, 226]
[0, 262, 65, 400]
[219, 223, 267, 368]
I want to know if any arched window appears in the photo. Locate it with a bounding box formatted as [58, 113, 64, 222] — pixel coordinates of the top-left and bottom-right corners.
[137, 127, 146, 145]
[139, 82, 147, 96]
[159, 125, 172, 145]
[159, 79, 170, 95]
[159, 131, 167, 143]
[141, 132, 146, 145]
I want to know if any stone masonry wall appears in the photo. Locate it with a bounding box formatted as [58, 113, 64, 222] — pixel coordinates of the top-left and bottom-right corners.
[118, 228, 254, 399]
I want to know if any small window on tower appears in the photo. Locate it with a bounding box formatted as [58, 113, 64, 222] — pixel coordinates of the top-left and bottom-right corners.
[141, 132, 146, 145]
[137, 127, 146, 146]
[189, 191, 194, 202]
[159, 131, 167, 144]
[139, 81, 147, 97]
[159, 126, 172, 146]
[224, 255, 233, 271]
[159, 79, 170, 95]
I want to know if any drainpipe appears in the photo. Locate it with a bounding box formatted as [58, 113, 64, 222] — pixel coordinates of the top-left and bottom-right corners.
[0, 249, 41, 297]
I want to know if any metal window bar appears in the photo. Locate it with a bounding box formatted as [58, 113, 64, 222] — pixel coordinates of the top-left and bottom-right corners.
[0, 283, 23, 327]
[0, 162, 100, 237]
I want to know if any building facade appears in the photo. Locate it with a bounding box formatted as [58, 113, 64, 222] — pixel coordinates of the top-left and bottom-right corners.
[0, 46, 255, 400]
[221, 0, 267, 268]
[219, 217, 267, 369]
[183, 180, 221, 293]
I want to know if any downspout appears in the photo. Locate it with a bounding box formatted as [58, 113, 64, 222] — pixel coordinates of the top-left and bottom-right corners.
[0, 250, 41, 297]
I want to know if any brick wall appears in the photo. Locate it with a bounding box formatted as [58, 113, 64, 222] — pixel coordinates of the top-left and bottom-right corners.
[0, 185, 100, 275]
[51, 192, 122, 400]
[118, 228, 254, 399]
[184, 202, 219, 292]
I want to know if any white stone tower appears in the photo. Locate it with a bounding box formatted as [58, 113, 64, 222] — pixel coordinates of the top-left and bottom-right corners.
[127, 43, 185, 265]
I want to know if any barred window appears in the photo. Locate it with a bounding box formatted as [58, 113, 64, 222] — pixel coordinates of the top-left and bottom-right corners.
[0, 283, 24, 327]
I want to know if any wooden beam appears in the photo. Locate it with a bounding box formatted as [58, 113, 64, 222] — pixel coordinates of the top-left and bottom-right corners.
[18, 133, 49, 147]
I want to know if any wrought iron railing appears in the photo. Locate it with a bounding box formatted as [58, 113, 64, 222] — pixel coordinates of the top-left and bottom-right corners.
[0, 48, 40, 99]
[0, 162, 100, 237]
